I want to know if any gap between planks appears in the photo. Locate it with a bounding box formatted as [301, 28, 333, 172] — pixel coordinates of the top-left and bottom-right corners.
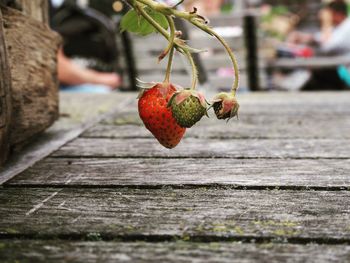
[4, 184, 350, 192]
[1, 233, 350, 246]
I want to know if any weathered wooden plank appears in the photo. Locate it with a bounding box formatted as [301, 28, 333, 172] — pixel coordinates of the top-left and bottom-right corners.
[1, 241, 349, 263]
[0, 93, 135, 185]
[83, 111, 350, 139]
[239, 92, 350, 106]
[0, 188, 350, 241]
[106, 91, 350, 106]
[99, 92, 350, 121]
[226, 92, 350, 104]
[102, 103, 350, 120]
[92, 93, 350, 140]
[7, 158, 350, 188]
[53, 138, 350, 159]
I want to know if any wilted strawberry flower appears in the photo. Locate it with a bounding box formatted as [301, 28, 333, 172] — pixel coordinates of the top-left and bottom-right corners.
[212, 92, 239, 121]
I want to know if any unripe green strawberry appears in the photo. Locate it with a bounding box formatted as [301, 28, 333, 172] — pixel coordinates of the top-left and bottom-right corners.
[168, 89, 208, 128]
[212, 92, 239, 120]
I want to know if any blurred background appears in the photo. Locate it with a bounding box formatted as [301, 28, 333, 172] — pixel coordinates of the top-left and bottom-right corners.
[50, 0, 350, 93]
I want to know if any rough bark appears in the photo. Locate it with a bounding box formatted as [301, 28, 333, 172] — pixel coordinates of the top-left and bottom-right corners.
[15, 0, 49, 24]
[1, 6, 61, 149]
[0, 8, 12, 165]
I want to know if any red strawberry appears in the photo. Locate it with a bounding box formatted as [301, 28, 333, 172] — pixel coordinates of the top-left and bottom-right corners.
[138, 83, 186, 149]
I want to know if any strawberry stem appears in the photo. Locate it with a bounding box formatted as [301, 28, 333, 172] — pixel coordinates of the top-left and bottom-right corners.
[160, 15, 176, 63]
[183, 48, 198, 90]
[164, 16, 176, 83]
[165, 16, 198, 89]
[131, 1, 198, 90]
[197, 26, 239, 96]
[164, 15, 198, 89]
[164, 47, 175, 83]
[130, 1, 188, 54]
[131, 0, 240, 95]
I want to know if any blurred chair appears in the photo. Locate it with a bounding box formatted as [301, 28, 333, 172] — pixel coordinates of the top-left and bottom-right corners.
[51, 0, 138, 90]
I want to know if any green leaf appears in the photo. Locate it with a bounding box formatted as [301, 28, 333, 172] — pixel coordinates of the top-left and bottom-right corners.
[146, 7, 168, 31]
[120, 9, 142, 33]
[120, 7, 168, 36]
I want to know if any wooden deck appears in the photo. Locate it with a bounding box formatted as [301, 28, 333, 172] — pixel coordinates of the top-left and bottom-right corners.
[1, 91, 350, 262]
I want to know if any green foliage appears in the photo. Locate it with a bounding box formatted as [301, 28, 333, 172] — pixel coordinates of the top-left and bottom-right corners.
[262, 5, 289, 23]
[120, 7, 168, 36]
[270, 6, 289, 16]
[221, 3, 233, 14]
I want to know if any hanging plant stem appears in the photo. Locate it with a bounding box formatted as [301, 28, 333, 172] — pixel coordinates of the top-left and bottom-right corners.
[131, 1, 198, 89]
[130, 0, 240, 95]
[163, 15, 176, 83]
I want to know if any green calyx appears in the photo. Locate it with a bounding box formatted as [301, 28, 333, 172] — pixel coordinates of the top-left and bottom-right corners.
[212, 92, 240, 121]
[168, 89, 208, 128]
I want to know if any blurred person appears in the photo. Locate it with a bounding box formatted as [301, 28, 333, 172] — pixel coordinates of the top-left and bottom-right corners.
[58, 48, 121, 93]
[51, 0, 122, 93]
[288, 0, 350, 52]
[287, 0, 350, 90]
[320, 1, 350, 54]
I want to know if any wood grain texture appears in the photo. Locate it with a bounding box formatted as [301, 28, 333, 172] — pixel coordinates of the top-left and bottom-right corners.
[0, 241, 349, 263]
[0, 94, 135, 185]
[99, 92, 350, 127]
[0, 8, 12, 165]
[0, 188, 349, 241]
[97, 104, 350, 128]
[53, 138, 350, 159]
[1, 6, 61, 148]
[83, 110, 350, 139]
[7, 158, 350, 189]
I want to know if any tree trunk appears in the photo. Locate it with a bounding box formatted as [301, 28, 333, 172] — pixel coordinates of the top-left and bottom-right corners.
[0, 2, 61, 164]
[0, 7, 12, 165]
